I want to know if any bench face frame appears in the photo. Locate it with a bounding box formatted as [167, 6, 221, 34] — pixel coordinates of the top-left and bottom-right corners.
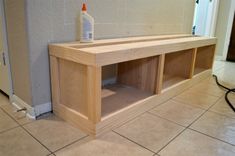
[49, 35, 216, 137]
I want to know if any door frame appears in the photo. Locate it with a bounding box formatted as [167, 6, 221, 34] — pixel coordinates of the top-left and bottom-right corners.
[192, 0, 220, 36]
[205, 0, 220, 37]
[0, 0, 13, 100]
[222, 0, 235, 60]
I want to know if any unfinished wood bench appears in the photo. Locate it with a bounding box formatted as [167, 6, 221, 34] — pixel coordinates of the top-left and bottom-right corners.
[49, 34, 216, 137]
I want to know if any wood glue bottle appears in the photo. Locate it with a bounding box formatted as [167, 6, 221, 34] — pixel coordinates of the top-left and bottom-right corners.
[80, 3, 94, 43]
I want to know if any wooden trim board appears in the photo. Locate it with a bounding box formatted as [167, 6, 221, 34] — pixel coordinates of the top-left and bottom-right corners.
[53, 34, 193, 47]
[50, 36, 216, 66]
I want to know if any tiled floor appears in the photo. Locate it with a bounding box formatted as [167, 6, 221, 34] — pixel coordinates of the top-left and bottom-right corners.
[0, 60, 235, 156]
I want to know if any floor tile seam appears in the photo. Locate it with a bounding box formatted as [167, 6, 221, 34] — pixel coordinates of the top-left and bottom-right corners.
[152, 106, 215, 153]
[112, 130, 156, 154]
[20, 125, 54, 153]
[205, 95, 223, 111]
[156, 127, 187, 154]
[188, 128, 235, 147]
[185, 105, 212, 129]
[147, 111, 187, 128]
[207, 109, 235, 119]
[0, 107, 54, 154]
[161, 99, 210, 111]
[110, 99, 170, 131]
[0, 106, 31, 125]
[52, 135, 89, 154]
[0, 125, 21, 135]
[0, 106, 22, 134]
[171, 98, 208, 110]
[0, 107, 26, 125]
[180, 89, 223, 98]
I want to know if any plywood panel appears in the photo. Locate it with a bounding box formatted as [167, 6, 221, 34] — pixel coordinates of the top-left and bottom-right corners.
[195, 45, 215, 70]
[59, 59, 88, 116]
[162, 75, 186, 89]
[101, 84, 152, 117]
[164, 49, 193, 79]
[117, 56, 159, 93]
[102, 64, 117, 81]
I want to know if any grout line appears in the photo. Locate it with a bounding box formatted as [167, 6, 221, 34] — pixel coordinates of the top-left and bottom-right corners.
[156, 89, 223, 154]
[152, 153, 159, 156]
[47, 153, 55, 156]
[147, 111, 187, 128]
[208, 109, 235, 119]
[0, 107, 54, 154]
[19, 123, 54, 153]
[184, 94, 221, 129]
[110, 99, 170, 131]
[156, 101, 216, 154]
[188, 128, 235, 147]
[172, 89, 223, 112]
[0, 107, 21, 134]
[171, 98, 208, 110]
[156, 127, 187, 154]
[0, 105, 35, 126]
[1, 105, 90, 155]
[52, 135, 89, 153]
[112, 130, 156, 154]
[111, 77, 225, 155]
[0, 125, 20, 135]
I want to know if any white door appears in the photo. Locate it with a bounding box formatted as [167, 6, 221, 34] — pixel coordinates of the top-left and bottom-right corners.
[0, 13, 10, 95]
[193, 0, 219, 36]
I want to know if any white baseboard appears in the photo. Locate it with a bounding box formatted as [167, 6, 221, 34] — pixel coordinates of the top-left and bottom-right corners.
[12, 95, 51, 119]
[34, 102, 52, 117]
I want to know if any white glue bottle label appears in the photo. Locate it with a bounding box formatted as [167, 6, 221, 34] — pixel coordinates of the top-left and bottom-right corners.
[80, 3, 94, 43]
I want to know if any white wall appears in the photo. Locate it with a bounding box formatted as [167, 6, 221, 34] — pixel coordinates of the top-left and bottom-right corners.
[6, 0, 195, 109]
[0, 14, 3, 52]
[4, 0, 32, 105]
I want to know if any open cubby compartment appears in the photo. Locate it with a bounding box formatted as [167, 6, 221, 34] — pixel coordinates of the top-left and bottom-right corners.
[101, 56, 160, 117]
[163, 49, 194, 90]
[194, 45, 215, 75]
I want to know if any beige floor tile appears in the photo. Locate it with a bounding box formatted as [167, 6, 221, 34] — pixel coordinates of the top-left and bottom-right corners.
[0, 109, 19, 133]
[23, 114, 87, 152]
[159, 129, 235, 156]
[173, 91, 220, 109]
[211, 71, 235, 88]
[190, 111, 235, 145]
[149, 100, 205, 127]
[201, 77, 217, 85]
[114, 113, 184, 152]
[188, 82, 225, 97]
[55, 132, 153, 156]
[209, 95, 235, 118]
[0, 94, 10, 107]
[213, 68, 235, 86]
[212, 60, 226, 72]
[202, 76, 235, 89]
[1, 104, 33, 125]
[0, 127, 50, 156]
